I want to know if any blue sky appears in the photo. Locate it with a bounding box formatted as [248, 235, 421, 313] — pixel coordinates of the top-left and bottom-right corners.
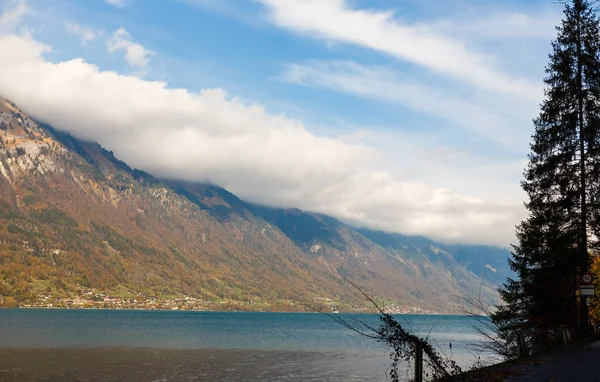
[0, 0, 566, 246]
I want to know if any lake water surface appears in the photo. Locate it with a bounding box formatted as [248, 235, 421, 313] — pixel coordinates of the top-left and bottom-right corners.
[0, 309, 497, 381]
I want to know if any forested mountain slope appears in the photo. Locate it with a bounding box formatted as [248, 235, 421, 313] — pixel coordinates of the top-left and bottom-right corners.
[0, 98, 507, 312]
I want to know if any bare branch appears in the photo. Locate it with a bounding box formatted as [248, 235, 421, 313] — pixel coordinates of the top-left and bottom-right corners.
[330, 277, 464, 381]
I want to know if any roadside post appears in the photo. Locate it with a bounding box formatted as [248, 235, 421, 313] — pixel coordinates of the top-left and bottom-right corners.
[561, 326, 572, 345]
[414, 342, 423, 382]
[580, 272, 595, 331]
[580, 272, 594, 296]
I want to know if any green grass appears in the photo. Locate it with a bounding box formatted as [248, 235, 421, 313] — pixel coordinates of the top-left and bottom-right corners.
[109, 285, 136, 299]
[30, 279, 54, 292]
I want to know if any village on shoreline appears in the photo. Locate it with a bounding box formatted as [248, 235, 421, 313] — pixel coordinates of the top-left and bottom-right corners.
[2, 287, 439, 315]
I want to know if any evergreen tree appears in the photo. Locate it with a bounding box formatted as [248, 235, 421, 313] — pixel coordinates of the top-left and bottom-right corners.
[494, 0, 600, 351]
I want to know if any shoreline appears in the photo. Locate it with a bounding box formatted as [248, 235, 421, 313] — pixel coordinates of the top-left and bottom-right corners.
[0, 305, 450, 315]
[0, 285, 440, 314]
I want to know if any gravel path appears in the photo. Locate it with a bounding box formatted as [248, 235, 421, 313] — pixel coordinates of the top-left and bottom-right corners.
[505, 341, 600, 382]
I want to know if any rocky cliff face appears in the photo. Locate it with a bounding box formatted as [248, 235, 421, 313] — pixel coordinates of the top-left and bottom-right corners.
[0, 98, 506, 312]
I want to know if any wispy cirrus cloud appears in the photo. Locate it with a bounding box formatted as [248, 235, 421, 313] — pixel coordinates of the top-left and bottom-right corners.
[258, 0, 542, 101]
[426, 10, 561, 41]
[279, 60, 537, 151]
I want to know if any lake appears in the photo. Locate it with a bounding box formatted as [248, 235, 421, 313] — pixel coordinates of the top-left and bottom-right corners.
[0, 309, 498, 381]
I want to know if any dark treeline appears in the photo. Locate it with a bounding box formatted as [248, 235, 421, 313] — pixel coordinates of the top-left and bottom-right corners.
[493, 0, 600, 354]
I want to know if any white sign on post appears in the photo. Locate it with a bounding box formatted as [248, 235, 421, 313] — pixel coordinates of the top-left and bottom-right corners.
[580, 284, 595, 296]
[580, 273, 595, 296]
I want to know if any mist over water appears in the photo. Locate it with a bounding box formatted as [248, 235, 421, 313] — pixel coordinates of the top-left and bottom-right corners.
[0, 309, 498, 381]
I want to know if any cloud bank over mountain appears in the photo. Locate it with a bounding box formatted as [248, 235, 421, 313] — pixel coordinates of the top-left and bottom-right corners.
[0, 1, 529, 246]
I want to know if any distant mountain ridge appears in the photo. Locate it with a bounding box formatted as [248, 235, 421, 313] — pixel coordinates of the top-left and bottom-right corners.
[0, 97, 511, 312]
[356, 228, 513, 286]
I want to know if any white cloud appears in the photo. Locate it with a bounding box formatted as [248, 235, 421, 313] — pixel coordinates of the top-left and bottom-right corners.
[258, 0, 542, 101]
[105, 0, 127, 8]
[0, 33, 524, 246]
[65, 22, 100, 46]
[280, 60, 537, 151]
[0, 0, 27, 34]
[107, 28, 154, 69]
[427, 11, 561, 41]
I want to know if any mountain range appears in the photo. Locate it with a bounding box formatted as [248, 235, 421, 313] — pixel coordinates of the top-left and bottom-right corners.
[0, 97, 512, 313]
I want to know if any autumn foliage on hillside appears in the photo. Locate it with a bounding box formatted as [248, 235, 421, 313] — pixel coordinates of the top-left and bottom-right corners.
[0, 98, 500, 312]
